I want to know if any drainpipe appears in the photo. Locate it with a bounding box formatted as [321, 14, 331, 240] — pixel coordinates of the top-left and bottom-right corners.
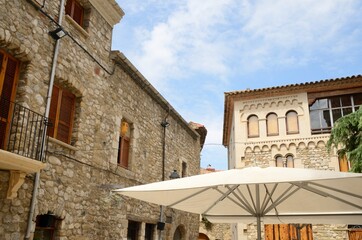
[158, 111, 170, 240]
[25, 0, 66, 238]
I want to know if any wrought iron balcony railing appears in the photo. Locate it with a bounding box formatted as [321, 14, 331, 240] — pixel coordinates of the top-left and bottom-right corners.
[0, 96, 48, 162]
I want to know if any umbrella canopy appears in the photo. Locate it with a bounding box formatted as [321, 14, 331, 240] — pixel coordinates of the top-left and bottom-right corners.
[114, 167, 362, 240]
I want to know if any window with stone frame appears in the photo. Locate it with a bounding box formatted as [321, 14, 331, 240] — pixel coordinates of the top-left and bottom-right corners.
[117, 119, 131, 168]
[127, 220, 140, 240]
[247, 115, 259, 138]
[34, 213, 61, 240]
[286, 110, 299, 134]
[47, 85, 76, 144]
[145, 223, 156, 240]
[182, 161, 187, 177]
[65, 0, 85, 27]
[0, 49, 20, 149]
[266, 112, 279, 136]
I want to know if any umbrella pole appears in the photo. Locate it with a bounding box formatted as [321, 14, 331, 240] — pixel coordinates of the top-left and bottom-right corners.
[256, 215, 262, 240]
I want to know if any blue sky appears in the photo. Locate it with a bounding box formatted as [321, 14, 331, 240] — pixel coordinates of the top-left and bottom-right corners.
[112, 0, 362, 170]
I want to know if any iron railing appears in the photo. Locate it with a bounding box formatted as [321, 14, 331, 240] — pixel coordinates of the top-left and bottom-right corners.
[0, 96, 48, 161]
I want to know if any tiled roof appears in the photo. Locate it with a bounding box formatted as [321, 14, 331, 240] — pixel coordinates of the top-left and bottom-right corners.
[225, 74, 362, 96]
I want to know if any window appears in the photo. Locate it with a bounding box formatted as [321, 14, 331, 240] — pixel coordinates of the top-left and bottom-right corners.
[182, 161, 187, 177]
[310, 94, 361, 134]
[34, 213, 59, 240]
[117, 119, 131, 168]
[266, 113, 279, 136]
[286, 111, 299, 134]
[247, 115, 259, 137]
[127, 220, 140, 240]
[0, 50, 20, 149]
[275, 155, 294, 168]
[286, 155, 294, 168]
[65, 0, 84, 27]
[145, 223, 155, 240]
[275, 155, 283, 167]
[47, 85, 76, 144]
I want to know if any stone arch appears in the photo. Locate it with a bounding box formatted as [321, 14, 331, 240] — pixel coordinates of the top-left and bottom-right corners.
[288, 143, 297, 151]
[291, 99, 299, 105]
[285, 99, 292, 106]
[198, 233, 210, 240]
[0, 27, 33, 62]
[173, 224, 186, 240]
[317, 140, 326, 148]
[307, 141, 316, 149]
[270, 101, 277, 108]
[298, 142, 306, 149]
[253, 146, 261, 152]
[262, 145, 269, 152]
[245, 147, 253, 153]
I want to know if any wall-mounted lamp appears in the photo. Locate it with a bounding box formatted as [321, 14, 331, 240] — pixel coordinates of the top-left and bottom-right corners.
[49, 27, 67, 40]
[169, 170, 180, 179]
[161, 120, 170, 128]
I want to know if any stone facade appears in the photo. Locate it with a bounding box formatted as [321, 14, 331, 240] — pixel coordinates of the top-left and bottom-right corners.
[223, 76, 362, 240]
[0, 0, 202, 239]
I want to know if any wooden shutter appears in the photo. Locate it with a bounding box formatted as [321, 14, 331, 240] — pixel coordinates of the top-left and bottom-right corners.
[47, 85, 59, 138]
[120, 137, 130, 168]
[65, 0, 72, 16]
[47, 85, 75, 144]
[265, 224, 313, 240]
[65, 0, 84, 27]
[72, 1, 84, 26]
[0, 51, 20, 149]
[57, 89, 75, 143]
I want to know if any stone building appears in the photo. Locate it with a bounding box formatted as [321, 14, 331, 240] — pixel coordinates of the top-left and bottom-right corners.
[222, 76, 362, 240]
[0, 0, 205, 239]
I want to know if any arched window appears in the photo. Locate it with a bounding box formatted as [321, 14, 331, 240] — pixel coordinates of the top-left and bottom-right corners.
[286, 155, 294, 168]
[286, 111, 299, 134]
[247, 115, 259, 137]
[266, 113, 279, 136]
[275, 155, 283, 167]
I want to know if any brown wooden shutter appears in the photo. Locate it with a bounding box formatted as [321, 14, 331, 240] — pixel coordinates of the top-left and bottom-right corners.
[0, 52, 19, 149]
[72, 1, 84, 26]
[65, 0, 72, 16]
[47, 86, 59, 138]
[57, 89, 75, 143]
[120, 137, 130, 168]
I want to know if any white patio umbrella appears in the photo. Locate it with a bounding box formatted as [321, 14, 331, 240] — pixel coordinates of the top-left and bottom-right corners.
[114, 167, 362, 240]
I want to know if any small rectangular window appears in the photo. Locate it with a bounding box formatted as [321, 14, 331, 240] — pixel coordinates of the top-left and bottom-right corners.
[65, 0, 84, 27]
[117, 119, 131, 168]
[127, 220, 140, 240]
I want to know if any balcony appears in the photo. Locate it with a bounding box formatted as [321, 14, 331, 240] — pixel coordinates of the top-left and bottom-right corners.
[0, 97, 47, 199]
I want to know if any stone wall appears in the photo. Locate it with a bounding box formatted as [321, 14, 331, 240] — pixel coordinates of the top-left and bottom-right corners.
[0, 0, 201, 239]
